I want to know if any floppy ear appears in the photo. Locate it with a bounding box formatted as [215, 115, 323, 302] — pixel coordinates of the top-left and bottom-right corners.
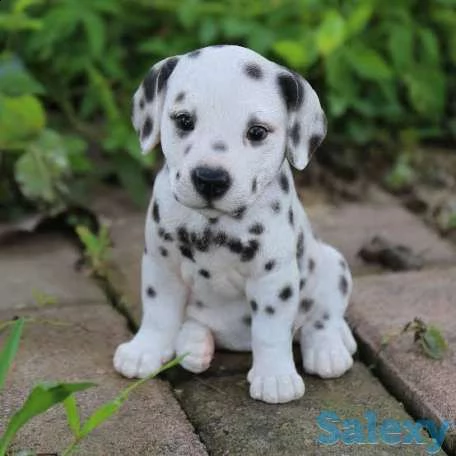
[277, 69, 327, 170]
[132, 56, 180, 154]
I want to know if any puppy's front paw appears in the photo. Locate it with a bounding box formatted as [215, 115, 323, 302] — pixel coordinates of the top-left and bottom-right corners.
[302, 322, 355, 378]
[247, 370, 305, 404]
[113, 339, 170, 379]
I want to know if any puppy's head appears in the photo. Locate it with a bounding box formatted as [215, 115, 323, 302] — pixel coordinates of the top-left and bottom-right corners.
[132, 45, 326, 216]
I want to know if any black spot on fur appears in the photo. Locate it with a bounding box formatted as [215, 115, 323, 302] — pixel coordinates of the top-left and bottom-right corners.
[159, 246, 168, 257]
[271, 201, 281, 213]
[300, 298, 314, 312]
[251, 178, 257, 194]
[323, 312, 330, 321]
[265, 260, 276, 271]
[248, 223, 264, 235]
[175, 91, 185, 103]
[212, 141, 227, 151]
[177, 226, 190, 244]
[242, 315, 252, 326]
[265, 306, 275, 315]
[143, 69, 158, 102]
[152, 201, 160, 223]
[296, 232, 305, 261]
[199, 269, 211, 279]
[194, 228, 212, 252]
[308, 258, 315, 273]
[176, 171, 180, 180]
[141, 116, 153, 140]
[164, 233, 173, 242]
[288, 207, 294, 227]
[340, 259, 347, 270]
[277, 72, 304, 111]
[227, 238, 243, 254]
[241, 239, 259, 262]
[315, 320, 325, 330]
[279, 285, 293, 301]
[340, 275, 349, 295]
[214, 231, 227, 246]
[188, 50, 201, 58]
[184, 144, 192, 155]
[139, 98, 145, 110]
[299, 278, 305, 290]
[244, 63, 263, 79]
[157, 57, 179, 92]
[279, 173, 289, 193]
[250, 300, 258, 312]
[146, 286, 156, 298]
[309, 134, 323, 155]
[179, 245, 194, 262]
[195, 300, 204, 308]
[208, 217, 218, 225]
[233, 206, 247, 219]
[144, 246, 148, 254]
[290, 122, 301, 146]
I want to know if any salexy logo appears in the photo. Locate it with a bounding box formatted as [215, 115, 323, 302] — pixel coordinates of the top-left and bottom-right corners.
[317, 410, 453, 454]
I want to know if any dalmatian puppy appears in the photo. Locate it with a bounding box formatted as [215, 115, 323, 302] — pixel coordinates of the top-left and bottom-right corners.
[113, 45, 357, 404]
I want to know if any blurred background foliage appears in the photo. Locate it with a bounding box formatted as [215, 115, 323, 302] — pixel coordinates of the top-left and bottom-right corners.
[0, 0, 455, 220]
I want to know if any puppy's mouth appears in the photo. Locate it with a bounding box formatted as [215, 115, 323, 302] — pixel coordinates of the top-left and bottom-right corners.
[173, 193, 246, 219]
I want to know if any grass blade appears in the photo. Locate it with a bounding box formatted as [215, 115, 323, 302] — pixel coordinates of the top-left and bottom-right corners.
[63, 394, 81, 438]
[0, 381, 96, 454]
[0, 318, 25, 391]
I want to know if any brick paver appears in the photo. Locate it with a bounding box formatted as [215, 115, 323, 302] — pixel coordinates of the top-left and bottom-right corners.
[349, 268, 456, 454]
[0, 304, 207, 456]
[169, 361, 444, 455]
[0, 233, 104, 309]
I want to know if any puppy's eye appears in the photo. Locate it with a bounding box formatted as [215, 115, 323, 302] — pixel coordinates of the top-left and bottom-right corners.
[174, 113, 194, 131]
[247, 125, 268, 142]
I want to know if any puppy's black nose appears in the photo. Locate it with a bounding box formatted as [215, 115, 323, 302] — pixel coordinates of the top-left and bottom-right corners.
[191, 166, 231, 200]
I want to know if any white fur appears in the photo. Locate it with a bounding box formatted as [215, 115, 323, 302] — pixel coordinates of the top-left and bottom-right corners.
[114, 45, 356, 403]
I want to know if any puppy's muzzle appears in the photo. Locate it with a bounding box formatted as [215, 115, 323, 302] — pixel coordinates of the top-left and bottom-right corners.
[191, 166, 231, 200]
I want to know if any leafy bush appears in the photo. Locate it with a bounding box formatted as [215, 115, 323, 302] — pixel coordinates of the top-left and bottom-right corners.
[0, 0, 455, 217]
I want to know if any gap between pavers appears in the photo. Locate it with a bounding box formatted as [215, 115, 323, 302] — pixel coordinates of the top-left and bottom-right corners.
[348, 267, 456, 455]
[166, 361, 445, 455]
[0, 233, 104, 310]
[0, 304, 207, 456]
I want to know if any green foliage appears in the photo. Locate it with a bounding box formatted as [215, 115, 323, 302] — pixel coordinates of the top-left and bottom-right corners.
[0, 0, 455, 216]
[0, 318, 24, 391]
[75, 223, 111, 276]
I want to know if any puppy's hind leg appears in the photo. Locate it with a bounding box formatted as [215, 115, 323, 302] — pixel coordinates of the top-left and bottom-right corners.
[176, 319, 215, 373]
[300, 244, 357, 378]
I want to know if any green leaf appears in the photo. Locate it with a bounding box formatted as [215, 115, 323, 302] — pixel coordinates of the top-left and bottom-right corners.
[112, 155, 148, 208]
[316, 10, 346, 56]
[15, 130, 72, 205]
[418, 27, 440, 67]
[345, 2, 374, 36]
[0, 318, 25, 391]
[79, 399, 122, 437]
[273, 40, 307, 68]
[0, 382, 96, 454]
[420, 326, 448, 360]
[388, 24, 414, 72]
[0, 94, 45, 148]
[0, 54, 44, 96]
[63, 395, 81, 438]
[345, 44, 392, 80]
[82, 12, 106, 58]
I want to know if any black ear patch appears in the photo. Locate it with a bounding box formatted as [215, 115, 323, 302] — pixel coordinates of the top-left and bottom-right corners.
[290, 122, 301, 146]
[141, 116, 153, 140]
[309, 134, 323, 154]
[143, 69, 158, 102]
[244, 63, 263, 79]
[277, 72, 304, 111]
[157, 57, 179, 92]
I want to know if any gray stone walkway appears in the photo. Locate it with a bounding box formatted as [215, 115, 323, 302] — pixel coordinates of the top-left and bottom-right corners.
[1, 185, 455, 454]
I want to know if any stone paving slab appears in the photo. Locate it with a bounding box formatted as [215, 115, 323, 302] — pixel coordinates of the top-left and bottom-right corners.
[310, 203, 456, 275]
[170, 361, 444, 455]
[348, 267, 456, 454]
[0, 233, 104, 310]
[0, 304, 207, 456]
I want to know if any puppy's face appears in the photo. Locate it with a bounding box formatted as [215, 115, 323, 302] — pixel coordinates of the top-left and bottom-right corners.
[132, 46, 326, 217]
